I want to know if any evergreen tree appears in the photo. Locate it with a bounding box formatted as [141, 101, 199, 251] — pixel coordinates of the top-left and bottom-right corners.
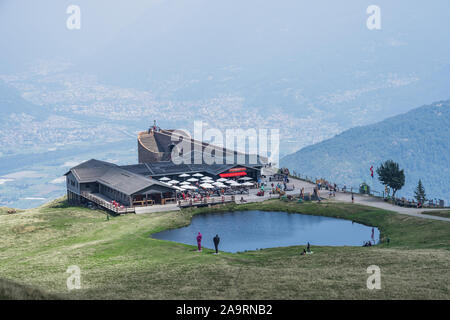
[414, 179, 427, 204]
[376, 160, 405, 198]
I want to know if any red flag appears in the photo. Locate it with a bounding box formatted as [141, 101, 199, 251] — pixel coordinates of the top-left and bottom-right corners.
[370, 166, 374, 178]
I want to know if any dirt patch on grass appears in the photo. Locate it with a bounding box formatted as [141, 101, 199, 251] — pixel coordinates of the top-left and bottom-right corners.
[11, 225, 45, 234]
[67, 240, 106, 250]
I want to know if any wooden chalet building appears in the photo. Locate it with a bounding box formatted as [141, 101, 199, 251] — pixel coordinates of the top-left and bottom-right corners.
[65, 126, 265, 213]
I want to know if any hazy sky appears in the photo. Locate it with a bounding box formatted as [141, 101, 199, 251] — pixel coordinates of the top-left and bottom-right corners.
[0, 0, 161, 70]
[1, 0, 449, 121]
[2, 0, 450, 72]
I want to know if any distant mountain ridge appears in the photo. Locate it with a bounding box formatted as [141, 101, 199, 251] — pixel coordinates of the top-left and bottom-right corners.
[0, 81, 46, 120]
[281, 100, 450, 203]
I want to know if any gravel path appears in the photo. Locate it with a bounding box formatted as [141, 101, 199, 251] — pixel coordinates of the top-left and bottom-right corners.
[254, 168, 450, 222]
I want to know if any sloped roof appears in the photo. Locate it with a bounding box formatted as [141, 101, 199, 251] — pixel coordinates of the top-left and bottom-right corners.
[66, 159, 176, 195]
[140, 129, 268, 165]
[64, 159, 116, 183]
[121, 162, 259, 177]
[97, 167, 174, 195]
[174, 149, 266, 167]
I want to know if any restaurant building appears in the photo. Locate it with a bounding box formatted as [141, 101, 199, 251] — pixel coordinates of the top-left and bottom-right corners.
[65, 127, 264, 213]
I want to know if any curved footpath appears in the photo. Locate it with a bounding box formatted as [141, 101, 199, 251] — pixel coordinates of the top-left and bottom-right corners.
[332, 191, 450, 222]
[257, 168, 450, 222]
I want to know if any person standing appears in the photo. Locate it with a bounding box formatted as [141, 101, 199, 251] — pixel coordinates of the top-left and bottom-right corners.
[314, 187, 321, 203]
[213, 234, 220, 254]
[196, 232, 202, 252]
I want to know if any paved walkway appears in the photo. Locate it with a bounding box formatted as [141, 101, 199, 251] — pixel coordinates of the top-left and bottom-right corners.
[254, 169, 450, 222]
[133, 166, 449, 221]
[330, 192, 450, 222]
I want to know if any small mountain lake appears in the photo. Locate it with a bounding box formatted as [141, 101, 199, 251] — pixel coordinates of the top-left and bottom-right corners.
[151, 210, 380, 253]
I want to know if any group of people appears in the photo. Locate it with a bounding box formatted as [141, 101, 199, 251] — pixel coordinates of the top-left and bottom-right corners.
[296, 186, 321, 202]
[196, 232, 221, 254]
[179, 191, 215, 202]
[363, 228, 378, 246]
[300, 242, 313, 255]
[270, 181, 292, 194]
[362, 241, 373, 247]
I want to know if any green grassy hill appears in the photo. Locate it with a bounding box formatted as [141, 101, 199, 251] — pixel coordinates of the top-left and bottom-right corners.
[281, 100, 450, 203]
[0, 198, 449, 299]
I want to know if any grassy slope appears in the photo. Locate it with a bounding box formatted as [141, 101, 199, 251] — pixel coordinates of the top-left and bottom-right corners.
[0, 198, 449, 300]
[0, 278, 58, 300]
[0, 207, 23, 215]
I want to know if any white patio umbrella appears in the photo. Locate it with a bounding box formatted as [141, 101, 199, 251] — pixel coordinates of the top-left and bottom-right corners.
[217, 178, 228, 182]
[180, 181, 191, 185]
[168, 180, 180, 184]
[225, 180, 236, 184]
[200, 183, 215, 189]
[179, 173, 190, 178]
[184, 185, 198, 190]
[200, 176, 212, 180]
[159, 177, 171, 181]
[192, 173, 204, 177]
[242, 182, 254, 187]
[187, 178, 199, 182]
[238, 177, 253, 181]
[172, 186, 184, 191]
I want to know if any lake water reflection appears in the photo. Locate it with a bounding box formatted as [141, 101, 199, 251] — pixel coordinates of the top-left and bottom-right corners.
[152, 210, 380, 253]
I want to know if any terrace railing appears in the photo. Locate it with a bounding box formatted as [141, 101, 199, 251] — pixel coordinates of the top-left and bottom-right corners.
[178, 195, 236, 208]
[81, 191, 134, 214]
[132, 199, 155, 207]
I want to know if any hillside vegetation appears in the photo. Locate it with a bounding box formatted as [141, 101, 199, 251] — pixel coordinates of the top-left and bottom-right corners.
[281, 101, 450, 203]
[0, 278, 57, 300]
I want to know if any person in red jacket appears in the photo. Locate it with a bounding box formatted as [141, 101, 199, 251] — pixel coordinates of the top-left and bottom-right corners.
[196, 232, 202, 252]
